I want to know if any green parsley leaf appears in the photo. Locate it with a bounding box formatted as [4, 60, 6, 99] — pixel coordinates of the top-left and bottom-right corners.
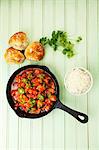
[39, 37, 48, 45]
[39, 30, 82, 58]
[76, 36, 82, 42]
[62, 48, 67, 55]
[67, 51, 75, 58]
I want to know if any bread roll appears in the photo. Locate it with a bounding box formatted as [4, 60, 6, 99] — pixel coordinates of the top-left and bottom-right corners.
[25, 41, 45, 61]
[9, 32, 29, 50]
[4, 47, 25, 64]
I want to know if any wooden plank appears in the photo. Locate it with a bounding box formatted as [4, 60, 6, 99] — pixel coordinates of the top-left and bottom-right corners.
[18, 0, 32, 150]
[5, 0, 20, 150]
[0, 0, 16, 150]
[86, 0, 99, 149]
[64, 0, 77, 150]
[41, 0, 55, 150]
[29, 1, 43, 150]
[53, 0, 65, 150]
[73, 0, 88, 149]
[0, 0, 99, 149]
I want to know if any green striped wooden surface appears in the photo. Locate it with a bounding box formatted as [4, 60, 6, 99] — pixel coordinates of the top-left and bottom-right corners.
[0, 0, 99, 150]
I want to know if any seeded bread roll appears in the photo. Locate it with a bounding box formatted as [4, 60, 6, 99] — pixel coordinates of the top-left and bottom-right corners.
[9, 32, 29, 50]
[25, 41, 45, 61]
[4, 47, 25, 64]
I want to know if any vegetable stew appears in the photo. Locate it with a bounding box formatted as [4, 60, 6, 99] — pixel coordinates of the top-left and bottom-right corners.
[11, 68, 57, 114]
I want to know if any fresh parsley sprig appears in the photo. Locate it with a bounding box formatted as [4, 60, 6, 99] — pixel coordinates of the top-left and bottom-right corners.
[39, 30, 82, 58]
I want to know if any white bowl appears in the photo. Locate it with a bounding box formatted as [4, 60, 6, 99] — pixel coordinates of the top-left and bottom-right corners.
[64, 67, 93, 96]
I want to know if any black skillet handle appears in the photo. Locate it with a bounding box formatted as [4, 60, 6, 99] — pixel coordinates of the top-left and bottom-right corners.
[55, 101, 88, 123]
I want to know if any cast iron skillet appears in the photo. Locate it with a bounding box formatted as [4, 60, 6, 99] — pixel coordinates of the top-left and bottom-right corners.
[6, 65, 88, 123]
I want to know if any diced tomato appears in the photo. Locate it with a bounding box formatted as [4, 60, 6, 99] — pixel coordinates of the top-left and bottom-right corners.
[18, 83, 22, 88]
[31, 78, 42, 85]
[37, 85, 45, 92]
[27, 94, 37, 99]
[35, 108, 41, 114]
[28, 88, 38, 95]
[37, 78, 42, 83]
[32, 90, 38, 95]
[20, 82, 25, 87]
[13, 96, 18, 101]
[45, 105, 51, 111]
[15, 75, 21, 82]
[11, 90, 16, 96]
[26, 70, 33, 74]
[21, 73, 27, 78]
[34, 69, 40, 74]
[28, 89, 33, 94]
[21, 106, 27, 112]
[22, 95, 29, 101]
[32, 87, 36, 90]
[42, 105, 51, 112]
[44, 79, 49, 84]
[31, 79, 35, 83]
[37, 100, 43, 108]
[15, 91, 19, 96]
[27, 94, 31, 98]
[45, 99, 52, 105]
[25, 88, 29, 93]
[47, 88, 55, 94]
[34, 69, 43, 74]
[50, 95, 56, 101]
[24, 103, 31, 108]
[33, 82, 40, 87]
[50, 81, 55, 89]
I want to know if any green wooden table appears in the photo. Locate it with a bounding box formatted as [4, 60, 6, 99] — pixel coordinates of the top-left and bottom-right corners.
[0, 0, 99, 149]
